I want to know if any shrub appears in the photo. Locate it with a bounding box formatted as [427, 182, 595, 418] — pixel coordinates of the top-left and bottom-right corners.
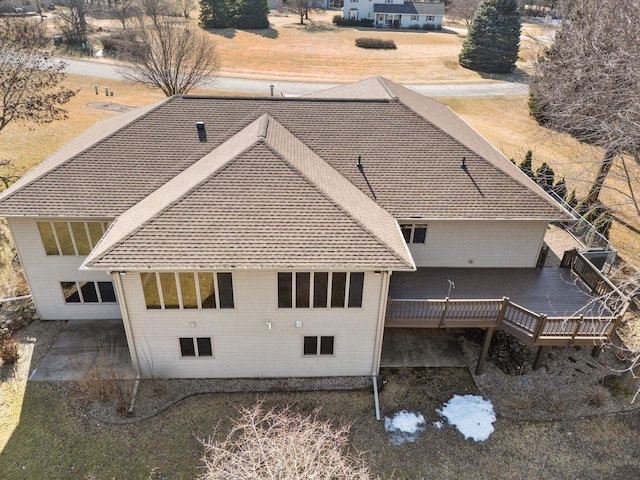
[422, 23, 437, 30]
[355, 37, 397, 49]
[200, 402, 373, 479]
[0, 336, 19, 365]
[333, 16, 374, 27]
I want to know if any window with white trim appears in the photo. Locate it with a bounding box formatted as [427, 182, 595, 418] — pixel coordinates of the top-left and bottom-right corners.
[303, 336, 334, 356]
[411, 15, 418, 21]
[141, 272, 234, 310]
[179, 337, 213, 357]
[401, 224, 427, 244]
[278, 272, 364, 309]
[38, 220, 112, 256]
[61, 281, 117, 304]
[427, 15, 434, 21]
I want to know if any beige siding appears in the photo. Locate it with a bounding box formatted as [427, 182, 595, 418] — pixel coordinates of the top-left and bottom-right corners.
[121, 271, 386, 378]
[7, 218, 121, 320]
[408, 220, 547, 268]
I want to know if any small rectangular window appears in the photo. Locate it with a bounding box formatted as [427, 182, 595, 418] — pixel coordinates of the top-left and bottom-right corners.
[54, 222, 75, 255]
[61, 282, 81, 303]
[197, 337, 213, 357]
[313, 272, 328, 308]
[141, 273, 161, 309]
[179, 338, 196, 357]
[71, 222, 91, 255]
[411, 15, 418, 21]
[98, 282, 117, 303]
[303, 336, 318, 355]
[413, 226, 427, 244]
[320, 336, 334, 355]
[348, 272, 364, 308]
[217, 273, 234, 309]
[198, 272, 216, 309]
[159, 273, 179, 309]
[80, 281, 99, 303]
[296, 272, 310, 308]
[278, 272, 292, 308]
[331, 272, 346, 308]
[37, 222, 59, 255]
[87, 222, 104, 248]
[179, 273, 198, 309]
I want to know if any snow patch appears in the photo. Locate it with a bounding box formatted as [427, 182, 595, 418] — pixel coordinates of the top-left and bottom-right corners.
[384, 410, 426, 445]
[436, 394, 496, 442]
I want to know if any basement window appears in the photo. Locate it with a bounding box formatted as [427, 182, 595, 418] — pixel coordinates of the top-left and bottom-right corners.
[61, 281, 116, 304]
[179, 337, 213, 357]
[303, 336, 335, 356]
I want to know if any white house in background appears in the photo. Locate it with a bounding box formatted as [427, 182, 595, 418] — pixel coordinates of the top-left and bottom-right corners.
[343, 0, 445, 29]
[0, 77, 573, 379]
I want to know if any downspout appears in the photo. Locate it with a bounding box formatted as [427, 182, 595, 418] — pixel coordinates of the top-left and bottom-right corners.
[112, 271, 141, 375]
[372, 270, 392, 376]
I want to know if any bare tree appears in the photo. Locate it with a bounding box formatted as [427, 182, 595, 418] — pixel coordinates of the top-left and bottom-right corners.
[448, 0, 481, 27]
[288, 0, 319, 25]
[114, 0, 139, 29]
[56, 0, 90, 44]
[118, 16, 219, 96]
[529, 0, 640, 207]
[200, 402, 374, 479]
[0, 18, 76, 135]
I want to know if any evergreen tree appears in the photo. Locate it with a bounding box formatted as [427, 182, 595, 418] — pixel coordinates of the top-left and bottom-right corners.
[200, 0, 236, 28]
[458, 0, 521, 73]
[535, 162, 555, 190]
[236, 0, 269, 29]
[518, 150, 533, 179]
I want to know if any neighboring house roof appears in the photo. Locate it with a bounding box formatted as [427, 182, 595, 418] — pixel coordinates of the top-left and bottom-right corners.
[0, 79, 572, 222]
[373, 2, 445, 15]
[82, 114, 415, 271]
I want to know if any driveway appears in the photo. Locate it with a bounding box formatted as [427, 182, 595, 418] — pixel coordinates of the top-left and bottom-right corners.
[29, 318, 134, 381]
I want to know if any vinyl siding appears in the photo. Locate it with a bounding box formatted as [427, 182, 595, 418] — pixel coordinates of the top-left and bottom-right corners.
[407, 220, 547, 268]
[7, 218, 121, 320]
[121, 271, 386, 378]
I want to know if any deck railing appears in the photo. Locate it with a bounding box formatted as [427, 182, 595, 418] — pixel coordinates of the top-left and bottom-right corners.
[386, 296, 621, 346]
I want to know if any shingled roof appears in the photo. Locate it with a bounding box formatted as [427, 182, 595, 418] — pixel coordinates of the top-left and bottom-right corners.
[82, 114, 414, 271]
[373, 2, 445, 15]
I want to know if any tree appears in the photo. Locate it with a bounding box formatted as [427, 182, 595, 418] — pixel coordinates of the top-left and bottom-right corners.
[200, 402, 373, 479]
[118, 16, 219, 96]
[458, 0, 521, 73]
[56, 0, 90, 45]
[0, 18, 76, 135]
[114, 0, 139, 30]
[199, 0, 236, 28]
[235, 0, 269, 29]
[448, 0, 481, 28]
[529, 0, 640, 207]
[288, 0, 317, 25]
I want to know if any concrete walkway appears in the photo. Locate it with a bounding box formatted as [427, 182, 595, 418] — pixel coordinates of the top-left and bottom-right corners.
[380, 328, 467, 368]
[30, 319, 134, 381]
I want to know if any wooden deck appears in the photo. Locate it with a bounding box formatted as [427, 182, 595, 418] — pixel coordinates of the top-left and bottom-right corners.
[389, 267, 611, 318]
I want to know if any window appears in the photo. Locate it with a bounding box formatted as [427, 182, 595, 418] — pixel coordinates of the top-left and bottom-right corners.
[427, 15, 434, 21]
[61, 281, 116, 304]
[411, 15, 418, 21]
[303, 336, 335, 356]
[141, 272, 235, 310]
[401, 224, 427, 244]
[179, 337, 213, 357]
[278, 272, 364, 309]
[37, 220, 111, 256]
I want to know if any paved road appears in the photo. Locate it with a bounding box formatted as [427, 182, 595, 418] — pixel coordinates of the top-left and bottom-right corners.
[62, 57, 529, 97]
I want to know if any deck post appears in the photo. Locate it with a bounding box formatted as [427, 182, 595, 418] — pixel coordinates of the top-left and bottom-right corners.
[496, 297, 509, 326]
[532, 346, 549, 371]
[439, 297, 449, 328]
[475, 327, 495, 375]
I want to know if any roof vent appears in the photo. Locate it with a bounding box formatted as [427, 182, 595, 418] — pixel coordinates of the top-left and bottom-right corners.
[461, 156, 467, 170]
[357, 155, 363, 172]
[196, 122, 207, 142]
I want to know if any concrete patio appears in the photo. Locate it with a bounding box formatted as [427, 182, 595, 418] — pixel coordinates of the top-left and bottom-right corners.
[30, 318, 134, 381]
[380, 328, 467, 368]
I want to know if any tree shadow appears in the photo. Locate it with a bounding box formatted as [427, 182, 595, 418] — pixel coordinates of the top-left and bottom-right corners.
[205, 27, 279, 39]
[244, 27, 279, 39]
[303, 21, 337, 33]
[206, 28, 237, 39]
[475, 67, 531, 85]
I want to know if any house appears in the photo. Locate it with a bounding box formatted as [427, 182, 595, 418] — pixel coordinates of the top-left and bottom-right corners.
[343, 0, 445, 29]
[0, 77, 626, 379]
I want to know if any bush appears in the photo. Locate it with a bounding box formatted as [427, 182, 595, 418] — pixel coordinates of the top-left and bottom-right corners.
[333, 16, 374, 27]
[0, 336, 19, 365]
[422, 23, 437, 30]
[355, 37, 397, 49]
